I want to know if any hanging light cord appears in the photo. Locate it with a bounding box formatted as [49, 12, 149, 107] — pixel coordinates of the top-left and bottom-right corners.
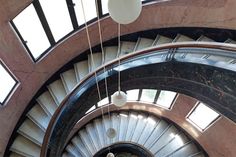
[80, 0, 103, 107]
[94, 0, 110, 119]
[81, 0, 113, 148]
[94, 0, 113, 150]
[117, 24, 121, 93]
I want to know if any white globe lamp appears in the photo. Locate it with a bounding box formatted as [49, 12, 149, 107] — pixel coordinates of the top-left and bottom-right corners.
[111, 91, 127, 107]
[107, 128, 117, 139]
[107, 152, 115, 157]
[108, 0, 142, 24]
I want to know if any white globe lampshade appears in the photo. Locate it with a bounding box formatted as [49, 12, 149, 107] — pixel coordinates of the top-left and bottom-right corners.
[107, 128, 117, 139]
[111, 91, 127, 107]
[108, 0, 142, 24]
[107, 152, 115, 157]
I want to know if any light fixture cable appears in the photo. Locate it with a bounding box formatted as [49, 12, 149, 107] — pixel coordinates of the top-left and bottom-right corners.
[94, 0, 114, 151]
[80, 0, 113, 149]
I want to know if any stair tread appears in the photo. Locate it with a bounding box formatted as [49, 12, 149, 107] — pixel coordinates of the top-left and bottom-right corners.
[154, 35, 173, 45]
[174, 34, 194, 42]
[119, 41, 136, 56]
[66, 144, 82, 157]
[18, 118, 44, 146]
[37, 91, 58, 116]
[150, 125, 179, 153]
[47, 79, 67, 105]
[104, 46, 118, 63]
[72, 136, 91, 157]
[74, 60, 89, 81]
[27, 104, 50, 131]
[138, 116, 159, 145]
[118, 112, 129, 141]
[197, 35, 214, 42]
[135, 38, 155, 51]
[144, 120, 169, 148]
[61, 69, 77, 93]
[79, 129, 97, 155]
[9, 152, 25, 157]
[88, 53, 102, 71]
[131, 113, 148, 142]
[10, 135, 41, 157]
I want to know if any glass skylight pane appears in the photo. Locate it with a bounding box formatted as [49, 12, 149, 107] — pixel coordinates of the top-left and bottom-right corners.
[0, 63, 16, 103]
[13, 4, 50, 59]
[85, 105, 96, 114]
[140, 89, 157, 103]
[73, 0, 97, 25]
[101, 0, 109, 14]
[98, 97, 109, 107]
[39, 0, 73, 41]
[156, 90, 176, 108]
[188, 103, 220, 131]
[127, 89, 139, 101]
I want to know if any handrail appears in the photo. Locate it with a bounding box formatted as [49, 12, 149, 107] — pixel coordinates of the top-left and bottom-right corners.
[40, 41, 236, 157]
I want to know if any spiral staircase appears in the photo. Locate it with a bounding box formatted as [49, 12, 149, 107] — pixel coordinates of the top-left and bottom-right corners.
[8, 33, 236, 157]
[63, 111, 206, 157]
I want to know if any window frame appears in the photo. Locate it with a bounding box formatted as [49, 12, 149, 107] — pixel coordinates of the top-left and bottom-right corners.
[186, 102, 221, 132]
[0, 60, 19, 106]
[10, 0, 156, 62]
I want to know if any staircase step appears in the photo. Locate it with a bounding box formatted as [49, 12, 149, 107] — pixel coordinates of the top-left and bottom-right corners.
[94, 119, 106, 147]
[206, 55, 232, 63]
[150, 125, 179, 153]
[118, 112, 129, 141]
[79, 129, 96, 155]
[88, 53, 102, 72]
[153, 35, 173, 45]
[119, 41, 136, 56]
[61, 69, 77, 93]
[173, 34, 194, 42]
[47, 79, 67, 105]
[27, 104, 50, 131]
[9, 152, 24, 157]
[170, 143, 201, 157]
[102, 115, 113, 146]
[144, 120, 169, 148]
[135, 38, 154, 51]
[197, 35, 214, 42]
[104, 46, 118, 63]
[111, 113, 120, 143]
[138, 116, 159, 145]
[62, 152, 74, 157]
[131, 113, 148, 142]
[37, 91, 58, 117]
[18, 118, 44, 146]
[125, 112, 139, 141]
[225, 38, 236, 44]
[10, 135, 41, 157]
[72, 136, 91, 157]
[74, 60, 89, 81]
[66, 144, 82, 157]
[86, 123, 101, 151]
[155, 133, 189, 156]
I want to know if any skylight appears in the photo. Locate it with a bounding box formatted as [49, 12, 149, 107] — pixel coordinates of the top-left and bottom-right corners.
[97, 97, 109, 107]
[127, 89, 139, 101]
[187, 102, 220, 131]
[39, 0, 73, 41]
[101, 0, 109, 14]
[72, 0, 97, 25]
[0, 62, 17, 105]
[13, 4, 50, 59]
[140, 89, 157, 103]
[85, 105, 96, 114]
[156, 90, 177, 109]
[12, 0, 156, 61]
